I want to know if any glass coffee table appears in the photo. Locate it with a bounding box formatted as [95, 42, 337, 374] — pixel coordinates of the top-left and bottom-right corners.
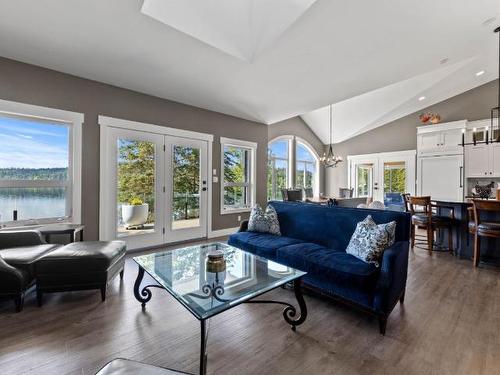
[133, 242, 307, 375]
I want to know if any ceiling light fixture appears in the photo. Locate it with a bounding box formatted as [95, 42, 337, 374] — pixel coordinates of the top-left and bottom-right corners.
[476, 70, 485, 76]
[418, 96, 426, 101]
[319, 105, 342, 168]
[462, 26, 500, 147]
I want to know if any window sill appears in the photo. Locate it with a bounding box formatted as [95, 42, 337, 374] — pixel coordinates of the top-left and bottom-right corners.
[0, 218, 72, 230]
[220, 208, 251, 215]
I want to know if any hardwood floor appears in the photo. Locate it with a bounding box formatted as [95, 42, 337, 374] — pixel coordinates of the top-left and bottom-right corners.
[1, 238, 500, 375]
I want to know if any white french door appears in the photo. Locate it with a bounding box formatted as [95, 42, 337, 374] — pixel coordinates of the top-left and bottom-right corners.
[348, 150, 416, 209]
[101, 127, 208, 249]
[165, 136, 208, 242]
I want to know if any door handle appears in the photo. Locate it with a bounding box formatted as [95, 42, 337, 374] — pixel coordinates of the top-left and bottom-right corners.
[459, 166, 463, 188]
[202, 187, 207, 191]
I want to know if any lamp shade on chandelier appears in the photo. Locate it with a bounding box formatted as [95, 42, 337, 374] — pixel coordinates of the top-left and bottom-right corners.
[320, 105, 343, 168]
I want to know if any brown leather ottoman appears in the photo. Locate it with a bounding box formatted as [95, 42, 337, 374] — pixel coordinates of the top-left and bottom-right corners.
[35, 240, 126, 306]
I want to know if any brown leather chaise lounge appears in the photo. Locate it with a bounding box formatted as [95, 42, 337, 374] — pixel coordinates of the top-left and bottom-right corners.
[0, 230, 126, 312]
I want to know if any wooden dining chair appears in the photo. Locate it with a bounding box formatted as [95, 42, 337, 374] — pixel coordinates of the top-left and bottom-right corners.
[409, 196, 455, 255]
[281, 188, 303, 202]
[339, 188, 354, 198]
[401, 193, 411, 213]
[469, 199, 500, 267]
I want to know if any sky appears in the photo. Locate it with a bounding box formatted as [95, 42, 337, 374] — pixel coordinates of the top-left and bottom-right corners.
[269, 140, 315, 162]
[0, 116, 69, 168]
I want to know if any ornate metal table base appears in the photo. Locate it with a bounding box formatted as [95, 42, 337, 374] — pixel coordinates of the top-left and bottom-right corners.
[244, 278, 307, 331]
[133, 267, 307, 375]
[133, 267, 164, 308]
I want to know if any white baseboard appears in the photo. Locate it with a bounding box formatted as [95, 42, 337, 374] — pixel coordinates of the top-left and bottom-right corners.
[208, 226, 239, 239]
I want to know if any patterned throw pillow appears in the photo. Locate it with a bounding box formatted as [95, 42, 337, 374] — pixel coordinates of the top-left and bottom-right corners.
[248, 204, 281, 236]
[345, 215, 396, 266]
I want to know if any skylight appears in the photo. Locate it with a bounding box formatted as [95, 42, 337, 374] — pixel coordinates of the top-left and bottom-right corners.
[141, 0, 318, 62]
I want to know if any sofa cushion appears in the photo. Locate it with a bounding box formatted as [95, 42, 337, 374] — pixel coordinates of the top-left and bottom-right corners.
[0, 244, 59, 275]
[248, 204, 281, 235]
[345, 215, 396, 266]
[228, 232, 303, 260]
[277, 244, 380, 291]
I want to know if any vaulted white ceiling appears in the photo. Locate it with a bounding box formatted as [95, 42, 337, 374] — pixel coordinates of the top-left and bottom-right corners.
[0, 0, 498, 142]
[141, 0, 318, 62]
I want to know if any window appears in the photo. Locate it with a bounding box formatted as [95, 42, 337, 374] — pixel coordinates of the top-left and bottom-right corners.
[267, 140, 289, 200]
[295, 142, 317, 190]
[0, 100, 82, 225]
[267, 136, 319, 200]
[221, 137, 256, 213]
[355, 164, 373, 197]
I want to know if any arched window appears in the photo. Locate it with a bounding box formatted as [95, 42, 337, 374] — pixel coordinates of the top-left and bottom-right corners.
[267, 136, 319, 201]
[295, 141, 317, 192]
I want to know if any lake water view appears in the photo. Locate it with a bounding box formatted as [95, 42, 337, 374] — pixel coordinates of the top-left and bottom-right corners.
[0, 187, 66, 222]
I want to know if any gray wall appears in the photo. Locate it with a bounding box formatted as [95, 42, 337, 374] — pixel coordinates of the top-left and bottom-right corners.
[326, 79, 499, 195]
[0, 57, 269, 239]
[268, 116, 326, 195]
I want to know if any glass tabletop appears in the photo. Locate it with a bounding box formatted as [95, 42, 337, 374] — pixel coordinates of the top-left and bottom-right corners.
[133, 242, 306, 320]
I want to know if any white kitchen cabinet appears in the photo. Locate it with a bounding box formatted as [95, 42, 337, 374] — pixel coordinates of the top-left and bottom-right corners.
[417, 154, 464, 201]
[465, 140, 500, 178]
[441, 129, 464, 155]
[491, 143, 500, 177]
[466, 144, 490, 177]
[417, 132, 442, 155]
[417, 120, 466, 156]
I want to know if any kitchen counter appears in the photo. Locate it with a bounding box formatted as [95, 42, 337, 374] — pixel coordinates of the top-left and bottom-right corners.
[433, 199, 500, 262]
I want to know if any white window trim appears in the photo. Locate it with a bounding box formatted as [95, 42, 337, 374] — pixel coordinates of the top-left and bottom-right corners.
[98, 115, 214, 240]
[220, 137, 257, 215]
[267, 135, 320, 199]
[0, 99, 83, 226]
[295, 138, 320, 197]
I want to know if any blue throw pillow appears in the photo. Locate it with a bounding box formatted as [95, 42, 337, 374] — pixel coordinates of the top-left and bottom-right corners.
[248, 204, 281, 236]
[345, 215, 396, 266]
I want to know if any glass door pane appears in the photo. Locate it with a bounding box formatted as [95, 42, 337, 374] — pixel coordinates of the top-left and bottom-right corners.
[102, 127, 164, 250]
[117, 139, 157, 238]
[165, 137, 207, 242]
[355, 163, 374, 198]
[383, 161, 406, 211]
[172, 145, 200, 230]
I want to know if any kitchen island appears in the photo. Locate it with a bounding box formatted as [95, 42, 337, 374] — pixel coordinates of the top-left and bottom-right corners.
[434, 199, 500, 262]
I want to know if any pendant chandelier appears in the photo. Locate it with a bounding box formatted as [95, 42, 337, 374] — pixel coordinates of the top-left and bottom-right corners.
[462, 26, 500, 147]
[320, 105, 343, 167]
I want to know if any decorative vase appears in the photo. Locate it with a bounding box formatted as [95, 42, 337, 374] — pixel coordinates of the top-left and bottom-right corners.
[430, 116, 441, 124]
[206, 250, 226, 273]
[121, 203, 149, 227]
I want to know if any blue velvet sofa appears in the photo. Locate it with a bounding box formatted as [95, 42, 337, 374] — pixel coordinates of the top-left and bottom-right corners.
[228, 201, 411, 334]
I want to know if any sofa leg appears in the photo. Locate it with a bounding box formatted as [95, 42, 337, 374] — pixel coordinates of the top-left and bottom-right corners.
[36, 289, 43, 307]
[399, 291, 405, 304]
[14, 293, 24, 312]
[378, 316, 387, 335]
[120, 269, 124, 280]
[100, 285, 106, 302]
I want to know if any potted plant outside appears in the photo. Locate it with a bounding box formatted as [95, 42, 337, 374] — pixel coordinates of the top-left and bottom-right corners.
[121, 197, 149, 228]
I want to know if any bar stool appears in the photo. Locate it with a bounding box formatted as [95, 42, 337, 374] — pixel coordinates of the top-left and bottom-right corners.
[469, 199, 500, 267]
[409, 196, 455, 255]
